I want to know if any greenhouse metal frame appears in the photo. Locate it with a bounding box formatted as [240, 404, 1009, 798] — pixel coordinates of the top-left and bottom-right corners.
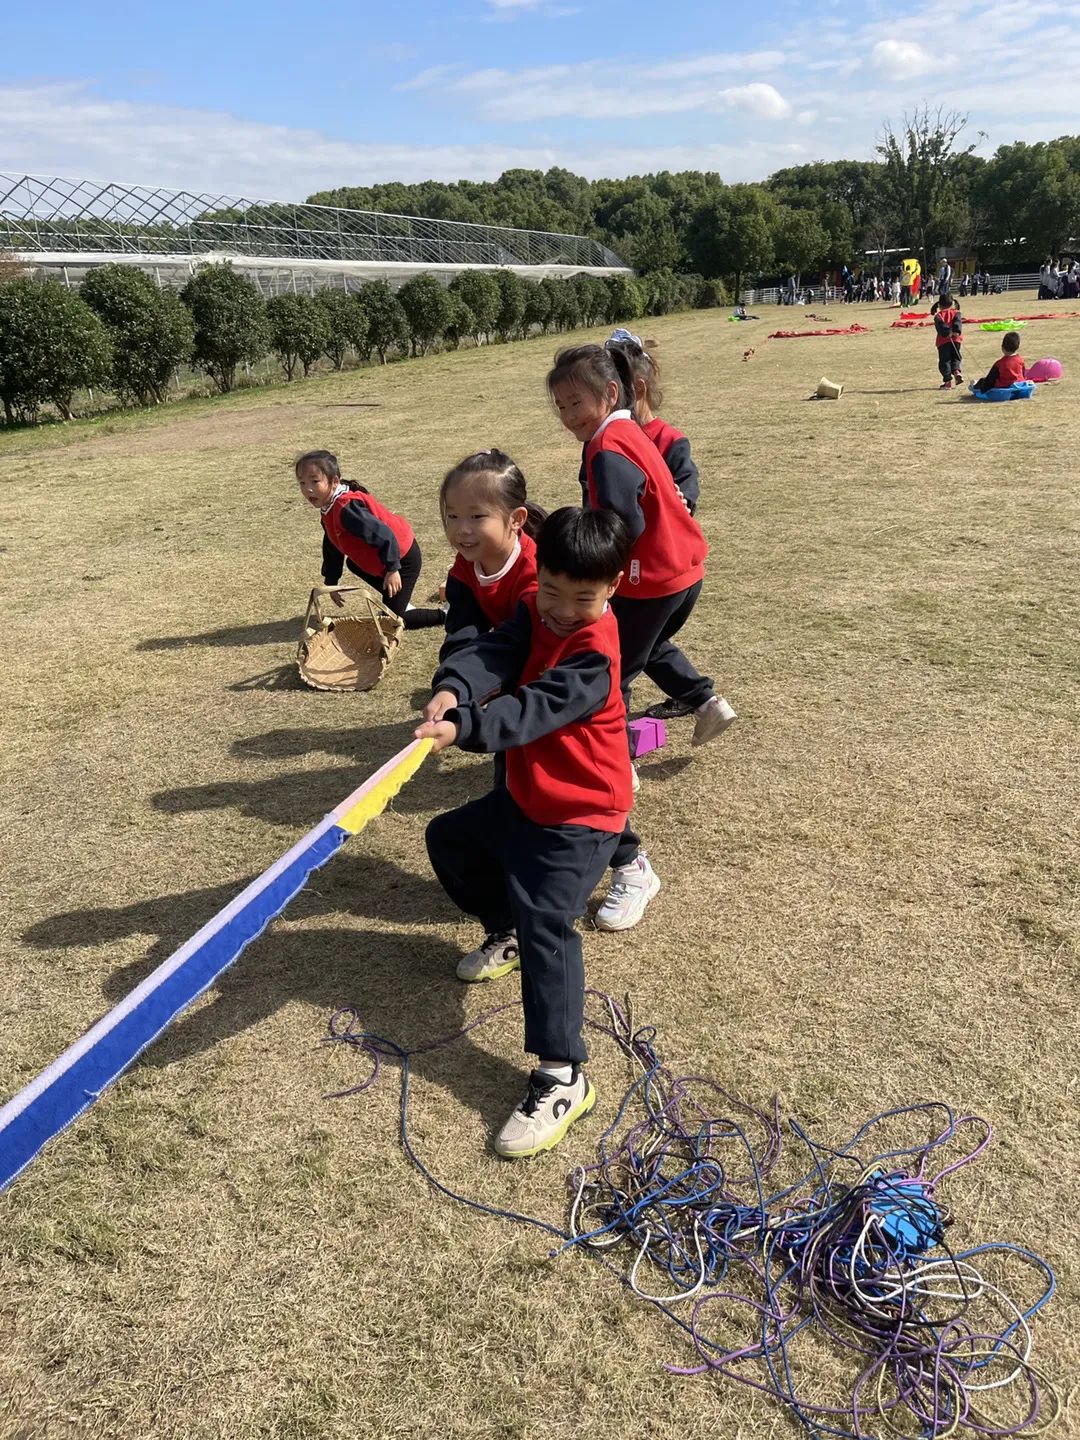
[0, 172, 624, 270]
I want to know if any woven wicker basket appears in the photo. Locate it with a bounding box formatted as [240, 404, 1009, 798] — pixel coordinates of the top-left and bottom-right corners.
[296, 586, 404, 692]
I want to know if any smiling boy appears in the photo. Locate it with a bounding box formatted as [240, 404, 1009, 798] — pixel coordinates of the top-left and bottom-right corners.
[416, 507, 633, 1158]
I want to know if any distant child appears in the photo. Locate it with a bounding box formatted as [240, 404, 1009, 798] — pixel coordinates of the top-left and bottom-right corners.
[547, 343, 734, 932]
[604, 329, 738, 725]
[296, 450, 443, 628]
[419, 507, 634, 1158]
[436, 449, 545, 663]
[931, 294, 963, 389]
[972, 331, 1026, 393]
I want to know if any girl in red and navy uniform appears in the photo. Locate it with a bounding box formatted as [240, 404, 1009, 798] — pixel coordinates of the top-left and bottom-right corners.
[547, 344, 735, 933]
[605, 331, 740, 726]
[418, 508, 634, 1159]
[295, 450, 443, 629]
[605, 330, 699, 514]
[437, 449, 546, 664]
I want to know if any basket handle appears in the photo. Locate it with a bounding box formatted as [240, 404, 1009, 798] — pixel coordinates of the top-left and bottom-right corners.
[309, 582, 398, 622]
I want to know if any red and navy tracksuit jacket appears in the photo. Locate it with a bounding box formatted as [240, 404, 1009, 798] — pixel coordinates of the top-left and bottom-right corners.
[976, 353, 1026, 389]
[582, 412, 707, 601]
[439, 532, 539, 663]
[933, 307, 963, 347]
[433, 594, 632, 833]
[320, 482, 415, 586]
[640, 417, 701, 516]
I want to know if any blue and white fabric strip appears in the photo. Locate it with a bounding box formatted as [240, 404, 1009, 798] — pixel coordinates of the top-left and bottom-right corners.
[0, 815, 352, 1192]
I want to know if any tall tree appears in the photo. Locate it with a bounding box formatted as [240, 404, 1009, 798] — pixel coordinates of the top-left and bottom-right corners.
[687, 185, 777, 298]
[876, 107, 978, 269]
[772, 207, 830, 282]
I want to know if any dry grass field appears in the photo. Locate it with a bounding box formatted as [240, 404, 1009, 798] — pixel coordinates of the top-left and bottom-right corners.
[1, 295, 1077, 1440]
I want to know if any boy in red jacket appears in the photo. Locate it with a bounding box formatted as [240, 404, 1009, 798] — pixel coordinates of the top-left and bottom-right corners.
[972, 331, 1026, 392]
[417, 508, 634, 1158]
[931, 294, 963, 390]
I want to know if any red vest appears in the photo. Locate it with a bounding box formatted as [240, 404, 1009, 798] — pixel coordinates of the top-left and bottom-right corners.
[320, 488, 414, 577]
[935, 308, 962, 346]
[507, 596, 632, 832]
[448, 532, 538, 627]
[641, 416, 684, 459]
[585, 418, 706, 599]
[995, 353, 1026, 385]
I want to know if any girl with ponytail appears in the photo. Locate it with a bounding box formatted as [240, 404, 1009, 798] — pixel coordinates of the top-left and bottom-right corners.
[546, 345, 734, 933]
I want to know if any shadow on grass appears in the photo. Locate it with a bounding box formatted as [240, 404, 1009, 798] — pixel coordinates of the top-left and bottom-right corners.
[638, 755, 694, 782]
[153, 722, 488, 825]
[23, 852, 452, 960]
[137, 617, 302, 652]
[24, 864, 522, 1129]
[230, 664, 306, 692]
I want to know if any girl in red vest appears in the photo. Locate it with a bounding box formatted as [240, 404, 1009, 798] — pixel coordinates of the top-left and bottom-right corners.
[295, 450, 443, 629]
[547, 344, 735, 933]
[604, 331, 739, 726]
[435, 449, 546, 668]
[604, 330, 700, 514]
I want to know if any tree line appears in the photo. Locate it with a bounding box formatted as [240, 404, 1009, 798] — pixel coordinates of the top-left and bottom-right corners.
[309, 115, 1080, 287]
[0, 262, 725, 427]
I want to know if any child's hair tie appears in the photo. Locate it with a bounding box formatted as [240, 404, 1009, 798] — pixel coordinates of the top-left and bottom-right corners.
[606, 328, 648, 357]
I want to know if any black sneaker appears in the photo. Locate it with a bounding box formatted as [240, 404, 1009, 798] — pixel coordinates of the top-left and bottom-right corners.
[644, 697, 696, 720]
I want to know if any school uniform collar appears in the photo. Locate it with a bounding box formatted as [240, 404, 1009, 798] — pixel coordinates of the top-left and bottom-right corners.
[590, 409, 632, 442]
[321, 482, 349, 514]
[475, 538, 521, 586]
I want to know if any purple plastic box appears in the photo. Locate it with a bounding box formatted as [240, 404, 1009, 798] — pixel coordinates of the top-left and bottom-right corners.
[629, 717, 667, 758]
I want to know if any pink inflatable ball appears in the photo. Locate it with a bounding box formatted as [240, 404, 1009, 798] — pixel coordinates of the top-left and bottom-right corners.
[1025, 358, 1063, 383]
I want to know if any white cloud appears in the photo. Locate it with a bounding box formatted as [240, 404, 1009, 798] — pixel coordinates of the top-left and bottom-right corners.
[0, 82, 819, 195]
[3, 3, 1079, 201]
[870, 39, 935, 79]
[717, 83, 792, 120]
[397, 64, 458, 92]
[483, 0, 580, 14]
[402, 50, 788, 122]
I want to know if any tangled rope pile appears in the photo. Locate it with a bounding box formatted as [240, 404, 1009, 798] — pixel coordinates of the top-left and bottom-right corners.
[322, 992, 1059, 1439]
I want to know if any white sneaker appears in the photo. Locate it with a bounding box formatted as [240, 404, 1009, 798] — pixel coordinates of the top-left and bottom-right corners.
[456, 929, 520, 982]
[692, 696, 737, 747]
[493, 1067, 596, 1158]
[595, 855, 661, 932]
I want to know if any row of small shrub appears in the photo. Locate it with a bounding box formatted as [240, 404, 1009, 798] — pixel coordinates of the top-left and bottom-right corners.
[0, 262, 728, 426]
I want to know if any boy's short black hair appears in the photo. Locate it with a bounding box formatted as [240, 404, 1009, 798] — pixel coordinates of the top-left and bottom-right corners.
[536, 506, 630, 583]
[1001, 331, 1022, 353]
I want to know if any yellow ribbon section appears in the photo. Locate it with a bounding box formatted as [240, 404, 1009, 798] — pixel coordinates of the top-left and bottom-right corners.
[336, 738, 433, 836]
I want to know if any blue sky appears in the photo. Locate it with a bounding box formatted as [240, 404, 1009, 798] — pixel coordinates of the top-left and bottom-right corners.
[2, 0, 1077, 200]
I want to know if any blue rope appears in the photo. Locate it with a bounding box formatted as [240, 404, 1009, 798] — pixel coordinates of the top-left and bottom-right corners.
[321, 995, 1058, 1439]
